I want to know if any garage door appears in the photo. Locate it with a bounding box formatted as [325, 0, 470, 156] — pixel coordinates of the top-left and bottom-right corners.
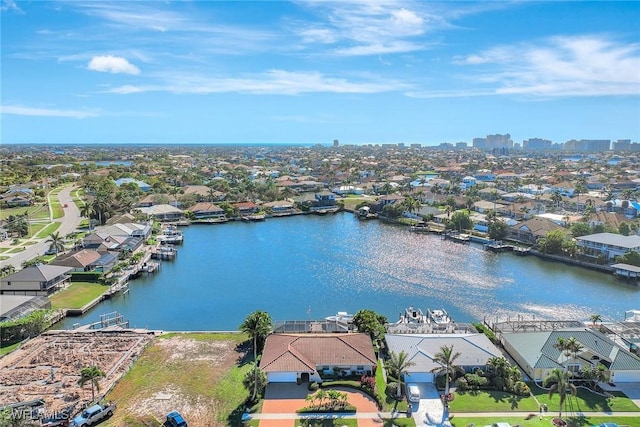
[404, 372, 434, 383]
[267, 372, 297, 383]
[612, 371, 640, 382]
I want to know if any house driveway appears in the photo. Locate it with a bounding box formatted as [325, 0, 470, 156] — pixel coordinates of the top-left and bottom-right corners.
[259, 383, 382, 427]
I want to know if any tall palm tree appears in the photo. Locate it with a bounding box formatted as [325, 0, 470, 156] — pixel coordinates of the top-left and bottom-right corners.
[543, 368, 577, 422]
[80, 203, 95, 230]
[77, 366, 106, 402]
[431, 345, 462, 397]
[46, 232, 65, 254]
[239, 310, 272, 401]
[590, 314, 602, 327]
[386, 350, 416, 398]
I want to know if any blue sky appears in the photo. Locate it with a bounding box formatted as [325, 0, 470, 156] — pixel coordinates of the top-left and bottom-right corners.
[1, 0, 639, 145]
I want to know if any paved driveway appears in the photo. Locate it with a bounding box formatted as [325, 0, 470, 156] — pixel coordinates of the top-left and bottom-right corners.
[411, 383, 452, 427]
[260, 383, 382, 427]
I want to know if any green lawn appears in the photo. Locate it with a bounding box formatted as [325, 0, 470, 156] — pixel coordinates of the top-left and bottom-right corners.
[35, 222, 61, 239]
[49, 282, 109, 309]
[531, 384, 640, 413]
[0, 204, 49, 220]
[450, 415, 640, 427]
[0, 342, 21, 356]
[450, 390, 539, 412]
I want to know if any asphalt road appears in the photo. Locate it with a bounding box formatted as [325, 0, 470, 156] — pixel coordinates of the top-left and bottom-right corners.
[0, 186, 82, 270]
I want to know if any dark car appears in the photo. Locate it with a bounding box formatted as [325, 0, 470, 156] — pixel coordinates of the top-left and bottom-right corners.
[164, 411, 187, 427]
[41, 409, 72, 427]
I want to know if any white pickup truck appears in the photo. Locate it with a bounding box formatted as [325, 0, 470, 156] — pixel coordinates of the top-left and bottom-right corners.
[71, 402, 115, 427]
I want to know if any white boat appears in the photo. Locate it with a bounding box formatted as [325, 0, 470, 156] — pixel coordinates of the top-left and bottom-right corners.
[325, 311, 354, 324]
[399, 306, 428, 324]
[159, 226, 184, 244]
[428, 308, 451, 325]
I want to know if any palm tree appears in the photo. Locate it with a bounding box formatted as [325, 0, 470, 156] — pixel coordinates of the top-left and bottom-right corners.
[80, 203, 95, 230]
[77, 366, 106, 402]
[386, 350, 416, 398]
[566, 337, 584, 360]
[46, 231, 65, 255]
[431, 345, 461, 398]
[590, 314, 602, 327]
[239, 310, 272, 401]
[543, 368, 577, 422]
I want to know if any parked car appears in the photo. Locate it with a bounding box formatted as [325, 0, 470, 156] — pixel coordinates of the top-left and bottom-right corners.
[406, 383, 420, 402]
[41, 412, 70, 427]
[71, 402, 115, 427]
[164, 411, 187, 427]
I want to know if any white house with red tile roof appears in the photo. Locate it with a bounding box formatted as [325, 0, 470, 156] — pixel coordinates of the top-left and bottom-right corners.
[259, 333, 376, 383]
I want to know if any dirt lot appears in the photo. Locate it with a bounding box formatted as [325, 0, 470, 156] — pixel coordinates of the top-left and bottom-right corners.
[103, 332, 249, 427]
[0, 331, 249, 427]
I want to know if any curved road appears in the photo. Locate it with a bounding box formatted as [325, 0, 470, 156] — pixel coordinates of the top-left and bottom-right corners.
[0, 186, 83, 270]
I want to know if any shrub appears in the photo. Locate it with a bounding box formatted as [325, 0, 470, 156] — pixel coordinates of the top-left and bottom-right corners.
[308, 381, 319, 391]
[360, 375, 376, 393]
[386, 381, 400, 398]
[513, 381, 530, 396]
[454, 377, 468, 391]
[464, 373, 489, 389]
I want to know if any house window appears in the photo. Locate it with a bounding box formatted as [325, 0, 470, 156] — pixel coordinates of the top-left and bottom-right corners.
[567, 364, 580, 373]
[357, 366, 364, 370]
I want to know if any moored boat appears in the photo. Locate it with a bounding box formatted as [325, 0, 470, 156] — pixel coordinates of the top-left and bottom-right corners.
[325, 311, 354, 324]
[428, 308, 451, 325]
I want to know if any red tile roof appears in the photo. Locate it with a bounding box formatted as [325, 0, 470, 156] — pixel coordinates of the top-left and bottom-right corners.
[260, 333, 376, 373]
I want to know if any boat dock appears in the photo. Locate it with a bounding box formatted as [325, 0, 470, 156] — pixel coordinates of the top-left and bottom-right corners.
[443, 231, 470, 244]
[151, 245, 177, 260]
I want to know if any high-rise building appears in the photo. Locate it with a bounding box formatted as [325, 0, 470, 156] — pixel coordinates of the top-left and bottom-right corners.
[473, 133, 512, 150]
[523, 138, 552, 150]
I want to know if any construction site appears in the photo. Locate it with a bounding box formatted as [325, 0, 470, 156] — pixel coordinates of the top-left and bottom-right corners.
[0, 329, 156, 414]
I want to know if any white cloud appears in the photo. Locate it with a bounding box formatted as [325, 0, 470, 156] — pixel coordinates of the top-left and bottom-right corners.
[104, 69, 411, 95]
[88, 55, 141, 75]
[293, 1, 442, 56]
[455, 35, 640, 97]
[1, 0, 23, 14]
[1, 105, 99, 118]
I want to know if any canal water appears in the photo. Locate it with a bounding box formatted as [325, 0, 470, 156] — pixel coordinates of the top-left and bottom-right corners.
[57, 213, 639, 331]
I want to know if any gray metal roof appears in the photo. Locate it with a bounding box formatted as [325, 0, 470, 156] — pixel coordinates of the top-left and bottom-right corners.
[385, 333, 502, 373]
[1, 264, 73, 283]
[503, 328, 640, 372]
[575, 232, 640, 249]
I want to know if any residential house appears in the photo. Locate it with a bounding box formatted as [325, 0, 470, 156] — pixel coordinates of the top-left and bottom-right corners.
[183, 185, 225, 202]
[138, 204, 185, 222]
[189, 202, 226, 219]
[259, 333, 377, 383]
[262, 200, 296, 215]
[137, 193, 179, 208]
[114, 178, 151, 192]
[0, 265, 73, 296]
[575, 233, 640, 260]
[385, 333, 502, 383]
[0, 195, 32, 207]
[233, 201, 261, 216]
[508, 217, 563, 245]
[501, 328, 640, 382]
[311, 191, 338, 211]
[51, 249, 102, 272]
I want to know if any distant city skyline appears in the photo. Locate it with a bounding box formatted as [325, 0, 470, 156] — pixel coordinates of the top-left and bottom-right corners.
[1, 1, 639, 145]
